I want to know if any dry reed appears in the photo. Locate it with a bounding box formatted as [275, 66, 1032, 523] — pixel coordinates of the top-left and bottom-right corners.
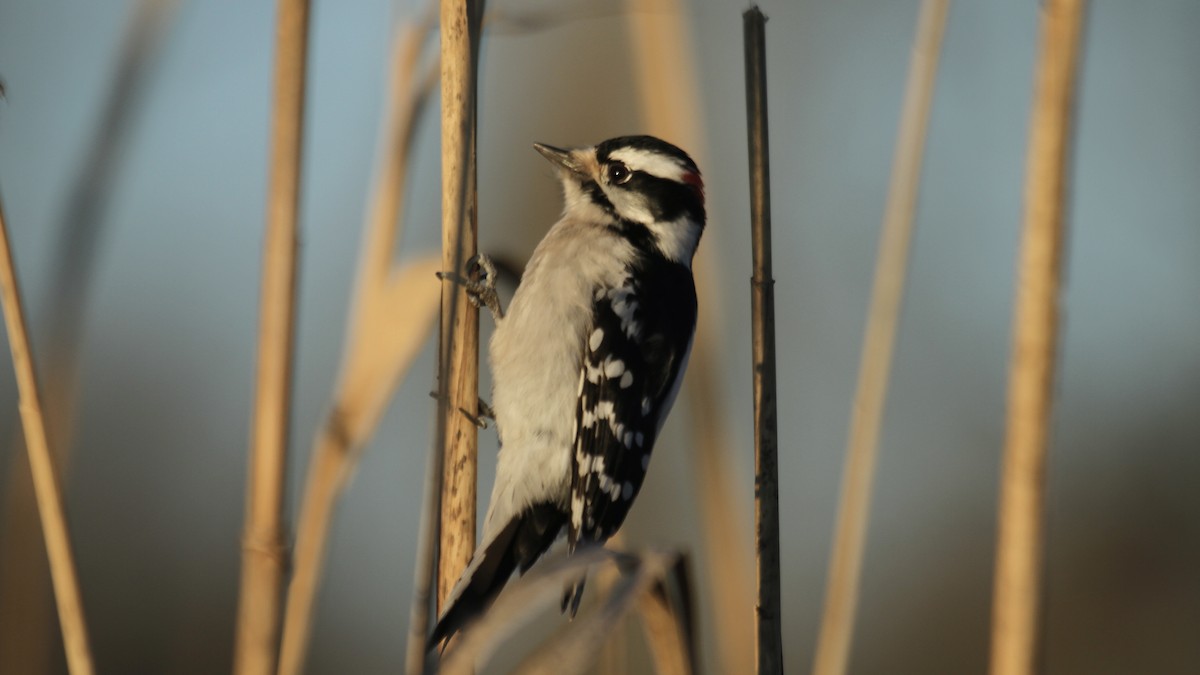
[639, 592, 692, 675]
[404, 420, 447, 675]
[233, 1, 311, 672]
[513, 555, 672, 675]
[404, 0, 486, 670]
[598, 531, 632, 674]
[0, 194, 95, 675]
[435, 0, 486, 612]
[812, 2, 951, 673]
[637, 556, 696, 675]
[624, 0, 755, 671]
[436, 548, 691, 675]
[989, 1, 1086, 673]
[742, 8, 783, 674]
[0, 2, 177, 671]
[277, 14, 443, 675]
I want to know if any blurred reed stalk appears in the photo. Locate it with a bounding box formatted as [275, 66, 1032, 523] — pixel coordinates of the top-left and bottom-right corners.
[435, 0, 486, 612]
[0, 194, 94, 675]
[277, 13, 444, 675]
[637, 557, 697, 675]
[437, 548, 693, 675]
[601, 532, 695, 675]
[233, 0, 310, 672]
[742, 7, 783, 675]
[0, 2, 176, 672]
[989, 1, 1085, 674]
[639, 593, 691, 675]
[405, 414, 448, 675]
[812, 1, 950, 674]
[624, 0, 756, 671]
[597, 533, 631, 675]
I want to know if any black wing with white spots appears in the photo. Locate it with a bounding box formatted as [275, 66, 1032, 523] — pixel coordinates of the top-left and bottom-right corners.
[569, 259, 697, 548]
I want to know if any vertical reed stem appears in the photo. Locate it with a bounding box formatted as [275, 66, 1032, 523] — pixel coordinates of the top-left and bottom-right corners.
[280, 19, 440, 675]
[742, 8, 783, 675]
[407, 2, 484, 670]
[990, 2, 1085, 673]
[0, 4, 176, 672]
[233, 0, 310, 672]
[0, 194, 95, 675]
[435, 0, 484, 614]
[812, 2, 950, 673]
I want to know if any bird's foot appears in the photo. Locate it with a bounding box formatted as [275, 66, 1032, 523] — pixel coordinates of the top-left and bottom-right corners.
[437, 254, 504, 322]
[476, 398, 495, 424]
[427, 391, 496, 430]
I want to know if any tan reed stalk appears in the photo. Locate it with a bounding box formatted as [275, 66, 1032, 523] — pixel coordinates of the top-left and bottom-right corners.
[438, 548, 689, 675]
[623, 1, 756, 671]
[233, 0, 311, 672]
[435, 0, 485, 612]
[742, 8, 784, 674]
[435, 548, 618, 674]
[638, 577, 695, 675]
[810, 2, 951, 674]
[0, 3, 177, 672]
[512, 560, 666, 675]
[405, 0, 487, 669]
[0, 194, 95, 675]
[277, 15, 443, 675]
[405, 417, 448, 675]
[598, 531, 631, 675]
[989, 1, 1085, 673]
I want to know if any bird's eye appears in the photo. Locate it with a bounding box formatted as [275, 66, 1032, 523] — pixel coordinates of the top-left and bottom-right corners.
[607, 162, 631, 185]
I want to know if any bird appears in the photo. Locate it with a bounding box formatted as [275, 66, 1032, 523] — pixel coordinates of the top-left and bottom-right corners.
[431, 135, 705, 646]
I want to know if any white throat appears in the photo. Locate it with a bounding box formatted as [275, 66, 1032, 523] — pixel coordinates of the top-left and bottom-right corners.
[561, 179, 617, 225]
[647, 216, 702, 266]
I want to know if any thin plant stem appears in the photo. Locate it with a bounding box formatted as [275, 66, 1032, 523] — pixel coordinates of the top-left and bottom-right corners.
[233, 0, 311, 672]
[277, 13, 442, 675]
[989, 1, 1085, 673]
[0, 193, 95, 675]
[742, 8, 783, 675]
[405, 383, 448, 675]
[623, 0, 755, 671]
[812, 1, 951, 674]
[0, 2, 176, 671]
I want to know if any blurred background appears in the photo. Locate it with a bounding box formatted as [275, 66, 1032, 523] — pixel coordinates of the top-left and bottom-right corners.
[0, 0, 1197, 673]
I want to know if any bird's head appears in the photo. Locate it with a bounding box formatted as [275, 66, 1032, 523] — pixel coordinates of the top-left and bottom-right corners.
[535, 135, 705, 265]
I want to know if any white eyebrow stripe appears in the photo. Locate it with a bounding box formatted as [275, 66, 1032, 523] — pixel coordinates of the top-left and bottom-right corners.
[608, 148, 688, 183]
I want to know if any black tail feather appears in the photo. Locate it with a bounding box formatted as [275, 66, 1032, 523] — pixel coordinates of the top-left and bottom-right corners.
[428, 503, 566, 649]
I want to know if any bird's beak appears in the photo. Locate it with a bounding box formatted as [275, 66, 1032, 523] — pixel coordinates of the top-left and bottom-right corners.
[534, 143, 589, 180]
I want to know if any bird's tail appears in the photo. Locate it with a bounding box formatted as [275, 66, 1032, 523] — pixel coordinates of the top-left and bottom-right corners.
[429, 502, 566, 648]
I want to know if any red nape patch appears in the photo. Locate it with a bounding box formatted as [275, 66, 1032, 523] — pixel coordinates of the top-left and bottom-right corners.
[682, 171, 705, 201]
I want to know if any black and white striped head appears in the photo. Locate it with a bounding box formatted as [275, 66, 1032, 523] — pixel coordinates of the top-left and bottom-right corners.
[535, 135, 706, 265]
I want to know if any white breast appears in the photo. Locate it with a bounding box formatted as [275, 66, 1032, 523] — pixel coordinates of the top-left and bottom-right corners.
[481, 216, 636, 539]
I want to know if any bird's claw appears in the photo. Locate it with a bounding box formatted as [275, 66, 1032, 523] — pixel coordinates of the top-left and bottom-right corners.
[436, 254, 504, 321]
[466, 254, 504, 321]
[427, 391, 496, 430]
[476, 398, 495, 423]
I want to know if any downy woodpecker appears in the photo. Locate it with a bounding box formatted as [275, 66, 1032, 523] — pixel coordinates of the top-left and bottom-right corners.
[432, 135, 705, 644]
